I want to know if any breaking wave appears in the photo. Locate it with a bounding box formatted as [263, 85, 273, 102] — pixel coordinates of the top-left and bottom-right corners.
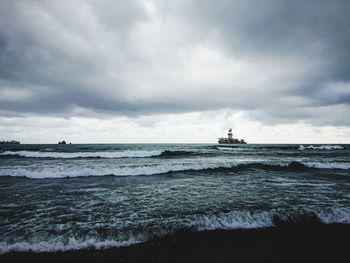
[217, 147, 248, 151]
[0, 207, 349, 254]
[217, 145, 348, 151]
[1, 145, 347, 160]
[1, 161, 349, 179]
[157, 150, 202, 158]
[299, 145, 344, 150]
[0, 238, 141, 254]
[194, 211, 273, 230]
[195, 208, 350, 231]
[0, 161, 234, 179]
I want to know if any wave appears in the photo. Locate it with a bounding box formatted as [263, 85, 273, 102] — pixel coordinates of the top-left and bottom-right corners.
[157, 150, 202, 158]
[0, 150, 163, 159]
[302, 161, 350, 170]
[299, 145, 344, 150]
[0, 161, 234, 179]
[217, 144, 347, 151]
[0, 150, 204, 159]
[1, 145, 347, 160]
[200, 209, 350, 234]
[1, 207, 349, 254]
[194, 211, 273, 230]
[1, 160, 349, 179]
[194, 208, 350, 231]
[259, 161, 350, 171]
[0, 238, 140, 254]
[217, 147, 248, 151]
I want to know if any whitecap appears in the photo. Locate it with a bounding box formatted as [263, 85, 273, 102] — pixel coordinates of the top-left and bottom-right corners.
[299, 145, 344, 150]
[194, 211, 274, 230]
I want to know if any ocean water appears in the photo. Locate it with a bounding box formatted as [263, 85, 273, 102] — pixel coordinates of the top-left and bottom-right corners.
[0, 143, 350, 253]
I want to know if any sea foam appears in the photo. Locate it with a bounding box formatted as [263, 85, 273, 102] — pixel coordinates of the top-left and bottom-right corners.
[0, 238, 140, 255]
[299, 145, 344, 150]
[194, 211, 274, 230]
[1, 160, 349, 179]
[0, 161, 234, 179]
[1, 208, 349, 254]
[303, 161, 350, 170]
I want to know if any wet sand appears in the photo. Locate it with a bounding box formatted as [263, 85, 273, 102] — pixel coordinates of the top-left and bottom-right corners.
[1, 223, 349, 263]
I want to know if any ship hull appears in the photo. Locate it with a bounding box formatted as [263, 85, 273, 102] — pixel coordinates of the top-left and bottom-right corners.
[218, 142, 247, 144]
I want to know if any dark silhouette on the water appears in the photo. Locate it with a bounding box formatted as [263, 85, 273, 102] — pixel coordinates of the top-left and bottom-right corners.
[0, 140, 20, 144]
[218, 128, 246, 144]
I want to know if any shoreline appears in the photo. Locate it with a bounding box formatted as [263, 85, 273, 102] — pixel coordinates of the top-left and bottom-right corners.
[1, 223, 349, 263]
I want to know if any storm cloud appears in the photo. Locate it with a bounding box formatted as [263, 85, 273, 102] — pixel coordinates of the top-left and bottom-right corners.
[1, 0, 350, 142]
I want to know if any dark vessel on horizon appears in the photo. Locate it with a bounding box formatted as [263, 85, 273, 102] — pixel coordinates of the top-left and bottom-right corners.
[218, 128, 246, 144]
[0, 140, 20, 144]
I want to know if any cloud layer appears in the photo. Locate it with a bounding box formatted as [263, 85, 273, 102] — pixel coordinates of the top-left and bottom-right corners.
[1, 0, 350, 142]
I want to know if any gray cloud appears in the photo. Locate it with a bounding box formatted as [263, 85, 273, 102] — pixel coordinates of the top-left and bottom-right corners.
[164, 0, 350, 85]
[0, 0, 350, 126]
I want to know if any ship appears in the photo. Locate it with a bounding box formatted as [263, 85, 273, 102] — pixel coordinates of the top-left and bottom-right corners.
[218, 128, 246, 144]
[0, 140, 20, 144]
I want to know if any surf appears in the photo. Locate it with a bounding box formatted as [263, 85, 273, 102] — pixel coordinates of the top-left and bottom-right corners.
[1, 160, 349, 179]
[0, 207, 349, 254]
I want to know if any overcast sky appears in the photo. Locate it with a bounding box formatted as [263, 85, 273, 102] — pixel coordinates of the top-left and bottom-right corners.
[1, 0, 350, 143]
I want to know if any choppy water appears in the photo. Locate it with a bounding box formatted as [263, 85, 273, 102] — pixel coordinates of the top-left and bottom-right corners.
[1, 143, 350, 253]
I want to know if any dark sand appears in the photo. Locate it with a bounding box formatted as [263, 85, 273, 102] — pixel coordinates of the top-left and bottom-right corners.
[2, 223, 349, 263]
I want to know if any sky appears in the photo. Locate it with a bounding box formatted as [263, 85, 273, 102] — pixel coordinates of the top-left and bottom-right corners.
[1, 0, 350, 143]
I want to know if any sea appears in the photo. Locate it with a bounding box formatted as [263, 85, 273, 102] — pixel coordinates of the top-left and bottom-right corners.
[0, 143, 350, 254]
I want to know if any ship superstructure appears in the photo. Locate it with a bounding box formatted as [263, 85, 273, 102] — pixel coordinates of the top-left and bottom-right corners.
[218, 128, 246, 144]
